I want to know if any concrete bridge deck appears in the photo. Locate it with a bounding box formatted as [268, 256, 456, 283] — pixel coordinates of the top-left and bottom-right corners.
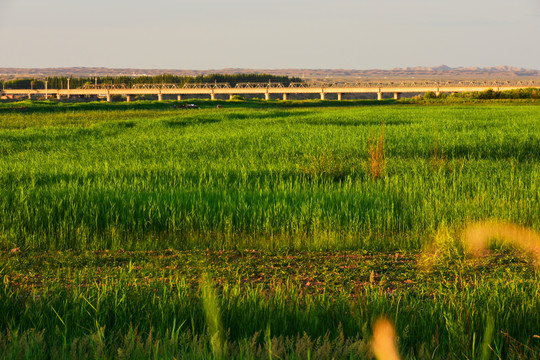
[2, 80, 538, 101]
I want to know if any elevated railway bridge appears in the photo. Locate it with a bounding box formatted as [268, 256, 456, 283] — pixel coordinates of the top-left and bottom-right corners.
[1, 80, 538, 101]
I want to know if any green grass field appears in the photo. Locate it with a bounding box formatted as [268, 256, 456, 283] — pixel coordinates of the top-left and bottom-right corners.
[0, 99, 539, 358]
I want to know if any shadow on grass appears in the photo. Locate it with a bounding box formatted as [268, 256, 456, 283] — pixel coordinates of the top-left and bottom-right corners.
[297, 118, 413, 127]
[163, 117, 222, 128]
[221, 109, 317, 120]
[0, 99, 401, 114]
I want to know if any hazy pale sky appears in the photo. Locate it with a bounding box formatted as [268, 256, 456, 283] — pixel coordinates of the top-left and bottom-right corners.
[1, 0, 539, 69]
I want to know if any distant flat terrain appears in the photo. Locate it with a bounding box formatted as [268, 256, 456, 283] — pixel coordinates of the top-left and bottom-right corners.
[1, 65, 539, 81]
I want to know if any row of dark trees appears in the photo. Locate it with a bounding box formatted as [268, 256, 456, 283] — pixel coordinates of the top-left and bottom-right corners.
[1, 74, 303, 90]
[1, 79, 43, 89]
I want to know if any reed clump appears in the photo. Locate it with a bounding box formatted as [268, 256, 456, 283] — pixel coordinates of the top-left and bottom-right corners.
[429, 134, 447, 171]
[299, 149, 351, 181]
[364, 122, 386, 180]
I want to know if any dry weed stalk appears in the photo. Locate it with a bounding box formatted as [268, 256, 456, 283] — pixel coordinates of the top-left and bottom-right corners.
[429, 135, 447, 170]
[372, 318, 401, 360]
[365, 122, 386, 180]
[464, 221, 540, 261]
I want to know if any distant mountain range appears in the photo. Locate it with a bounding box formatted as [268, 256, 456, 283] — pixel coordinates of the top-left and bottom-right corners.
[393, 65, 531, 72]
[1, 65, 539, 80]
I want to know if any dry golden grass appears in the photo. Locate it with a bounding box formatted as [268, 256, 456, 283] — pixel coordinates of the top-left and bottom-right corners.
[464, 221, 540, 261]
[364, 122, 386, 180]
[372, 318, 400, 360]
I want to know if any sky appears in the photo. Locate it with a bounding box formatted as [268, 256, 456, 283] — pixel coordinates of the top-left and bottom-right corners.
[1, 0, 539, 70]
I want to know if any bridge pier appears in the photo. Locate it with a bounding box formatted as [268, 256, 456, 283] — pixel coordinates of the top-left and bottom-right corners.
[57, 93, 61, 100]
[177, 94, 183, 101]
[282, 93, 288, 101]
[126, 95, 132, 102]
[27, 94, 32, 100]
[265, 92, 270, 101]
[320, 92, 326, 100]
[377, 92, 383, 101]
[211, 93, 216, 100]
[394, 92, 401, 100]
[229, 94, 235, 100]
[158, 93, 163, 101]
[106, 94, 111, 102]
[337, 93, 342, 101]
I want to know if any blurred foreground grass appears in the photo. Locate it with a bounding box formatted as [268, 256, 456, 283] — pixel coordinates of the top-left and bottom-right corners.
[1, 247, 539, 359]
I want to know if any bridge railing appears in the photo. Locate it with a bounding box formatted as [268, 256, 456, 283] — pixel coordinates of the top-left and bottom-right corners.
[81, 84, 129, 90]
[235, 83, 282, 88]
[132, 83, 181, 89]
[313, 80, 539, 88]
[288, 82, 315, 88]
[14, 79, 540, 91]
[182, 83, 232, 89]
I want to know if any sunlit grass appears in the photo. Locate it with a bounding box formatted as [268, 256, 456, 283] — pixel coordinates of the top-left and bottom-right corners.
[0, 103, 539, 251]
[0, 101, 539, 358]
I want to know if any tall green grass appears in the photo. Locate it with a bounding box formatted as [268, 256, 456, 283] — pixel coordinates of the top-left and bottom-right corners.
[0, 104, 539, 251]
[0, 265, 538, 359]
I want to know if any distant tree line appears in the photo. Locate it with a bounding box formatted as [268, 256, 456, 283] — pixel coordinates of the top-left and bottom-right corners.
[1, 79, 44, 90]
[449, 88, 539, 99]
[1, 74, 303, 90]
[423, 88, 540, 100]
